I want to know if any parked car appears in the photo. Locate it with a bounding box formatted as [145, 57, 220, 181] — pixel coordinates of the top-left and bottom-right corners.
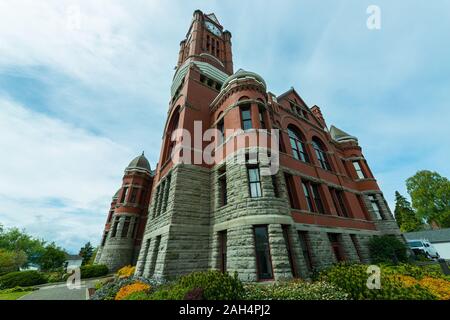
[407, 239, 440, 260]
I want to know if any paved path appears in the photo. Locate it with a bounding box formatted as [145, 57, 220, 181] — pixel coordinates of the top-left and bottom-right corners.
[19, 279, 99, 300]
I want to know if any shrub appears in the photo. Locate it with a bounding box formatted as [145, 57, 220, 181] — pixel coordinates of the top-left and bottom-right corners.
[123, 290, 152, 300]
[368, 235, 408, 264]
[91, 276, 161, 300]
[149, 270, 244, 300]
[80, 264, 108, 279]
[319, 263, 436, 300]
[0, 271, 47, 289]
[0, 286, 38, 293]
[45, 271, 64, 283]
[184, 288, 205, 300]
[244, 280, 349, 300]
[117, 265, 136, 278]
[115, 281, 151, 300]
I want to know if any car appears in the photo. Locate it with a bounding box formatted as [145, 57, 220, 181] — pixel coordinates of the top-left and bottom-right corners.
[407, 239, 440, 260]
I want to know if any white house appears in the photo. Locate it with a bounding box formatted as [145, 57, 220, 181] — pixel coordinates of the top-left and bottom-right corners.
[64, 254, 83, 271]
[404, 228, 450, 260]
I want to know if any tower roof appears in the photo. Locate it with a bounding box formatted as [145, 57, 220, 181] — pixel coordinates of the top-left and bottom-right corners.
[221, 69, 266, 90]
[330, 125, 358, 143]
[126, 152, 151, 172]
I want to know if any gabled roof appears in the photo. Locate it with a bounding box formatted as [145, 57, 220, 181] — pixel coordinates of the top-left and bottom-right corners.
[403, 228, 450, 243]
[277, 87, 308, 107]
[329, 125, 358, 142]
[205, 13, 221, 26]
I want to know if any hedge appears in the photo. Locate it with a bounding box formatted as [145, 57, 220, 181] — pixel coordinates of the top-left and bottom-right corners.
[0, 271, 47, 289]
[80, 265, 109, 279]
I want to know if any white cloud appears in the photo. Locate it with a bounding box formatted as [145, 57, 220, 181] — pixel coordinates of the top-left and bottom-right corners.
[0, 97, 133, 250]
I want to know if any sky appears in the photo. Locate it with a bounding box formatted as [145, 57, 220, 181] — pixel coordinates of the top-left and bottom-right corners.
[0, 0, 449, 253]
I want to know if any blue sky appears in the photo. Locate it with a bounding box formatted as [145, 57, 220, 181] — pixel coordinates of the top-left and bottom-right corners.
[0, 0, 449, 253]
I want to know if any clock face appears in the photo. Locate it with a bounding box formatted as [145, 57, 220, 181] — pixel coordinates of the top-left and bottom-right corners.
[205, 21, 221, 37]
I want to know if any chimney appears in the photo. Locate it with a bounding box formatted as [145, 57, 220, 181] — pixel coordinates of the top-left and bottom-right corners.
[311, 105, 326, 128]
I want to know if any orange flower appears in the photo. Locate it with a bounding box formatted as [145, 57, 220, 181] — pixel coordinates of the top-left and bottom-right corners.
[419, 277, 450, 300]
[115, 282, 150, 300]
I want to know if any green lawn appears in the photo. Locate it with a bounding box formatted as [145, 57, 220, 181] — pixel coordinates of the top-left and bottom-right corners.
[0, 291, 32, 300]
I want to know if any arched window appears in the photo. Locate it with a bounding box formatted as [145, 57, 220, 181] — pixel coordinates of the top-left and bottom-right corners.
[163, 108, 180, 162]
[312, 137, 331, 171]
[287, 126, 309, 163]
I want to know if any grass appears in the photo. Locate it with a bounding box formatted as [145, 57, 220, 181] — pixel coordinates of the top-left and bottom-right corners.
[0, 291, 32, 300]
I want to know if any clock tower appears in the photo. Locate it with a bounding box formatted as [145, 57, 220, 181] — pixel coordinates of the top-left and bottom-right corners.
[177, 10, 233, 75]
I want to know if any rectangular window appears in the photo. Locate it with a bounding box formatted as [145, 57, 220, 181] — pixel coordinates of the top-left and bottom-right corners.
[241, 105, 253, 130]
[352, 161, 366, 179]
[285, 174, 299, 209]
[369, 195, 384, 220]
[298, 231, 313, 272]
[121, 217, 131, 238]
[248, 166, 262, 198]
[218, 166, 227, 206]
[131, 219, 138, 238]
[110, 218, 119, 238]
[350, 234, 363, 262]
[302, 182, 314, 212]
[162, 175, 171, 213]
[120, 187, 128, 203]
[258, 107, 266, 129]
[328, 233, 346, 262]
[129, 187, 138, 204]
[218, 231, 227, 273]
[311, 184, 325, 214]
[329, 188, 349, 217]
[282, 225, 297, 277]
[101, 232, 108, 246]
[254, 226, 274, 280]
[357, 194, 371, 220]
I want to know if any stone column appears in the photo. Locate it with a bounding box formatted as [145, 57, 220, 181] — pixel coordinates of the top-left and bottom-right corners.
[268, 224, 293, 281]
[289, 228, 311, 279]
[227, 225, 257, 282]
[308, 231, 336, 270]
[143, 237, 156, 278]
[135, 237, 151, 277]
[340, 233, 361, 263]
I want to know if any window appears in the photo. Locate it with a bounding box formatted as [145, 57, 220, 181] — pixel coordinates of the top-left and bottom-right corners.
[369, 195, 384, 220]
[357, 194, 371, 220]
[217, 118, 225, 143]
[247, 165, 262, 198]
[288, 126, 309, 162]
[329, 188, 349, 217]
[120, 187, 128, 203]
[311, 184, 325, 214]
[218, 166, 227, 206]
[254, 226, 274, 280]
[148, 236, 161, 277]
[302, 181, 325, 213]
[312, 138, 331, 171]
[285, 173, 300, 209]
[298, 231, 313, 272]
[302, 182, 314, 212]
[121, 217, 131, 238]
[350, 234, 363, 262]
[165, 110, 180, 162]
[110, 217, 119, 238]
[129, 187, 138, 204]
[282, 225, 297, 277]
[131, 219, 138, 238]
[328, 233, 345, 262]
[241, 105, 252, 130]
[271, 175, 280, 198]
[162, 175, 171, 212]
[258, 107, 266, 129]
[352, 161, 366, 179]
[218, 231, 227, 273]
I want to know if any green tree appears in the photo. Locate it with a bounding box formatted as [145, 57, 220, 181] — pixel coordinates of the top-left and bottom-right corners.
[0, 249, 27, 274]
[0, 226, 46, 267]
[79, 242, 94, 265]
[37, 243, 66, 271]
[394, 191, 424, 232]
[406, 170, 450, 228]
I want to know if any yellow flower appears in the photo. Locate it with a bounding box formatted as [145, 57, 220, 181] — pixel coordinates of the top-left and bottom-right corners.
[117, 265, 136, 278]
[419, 277, 450, 300]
